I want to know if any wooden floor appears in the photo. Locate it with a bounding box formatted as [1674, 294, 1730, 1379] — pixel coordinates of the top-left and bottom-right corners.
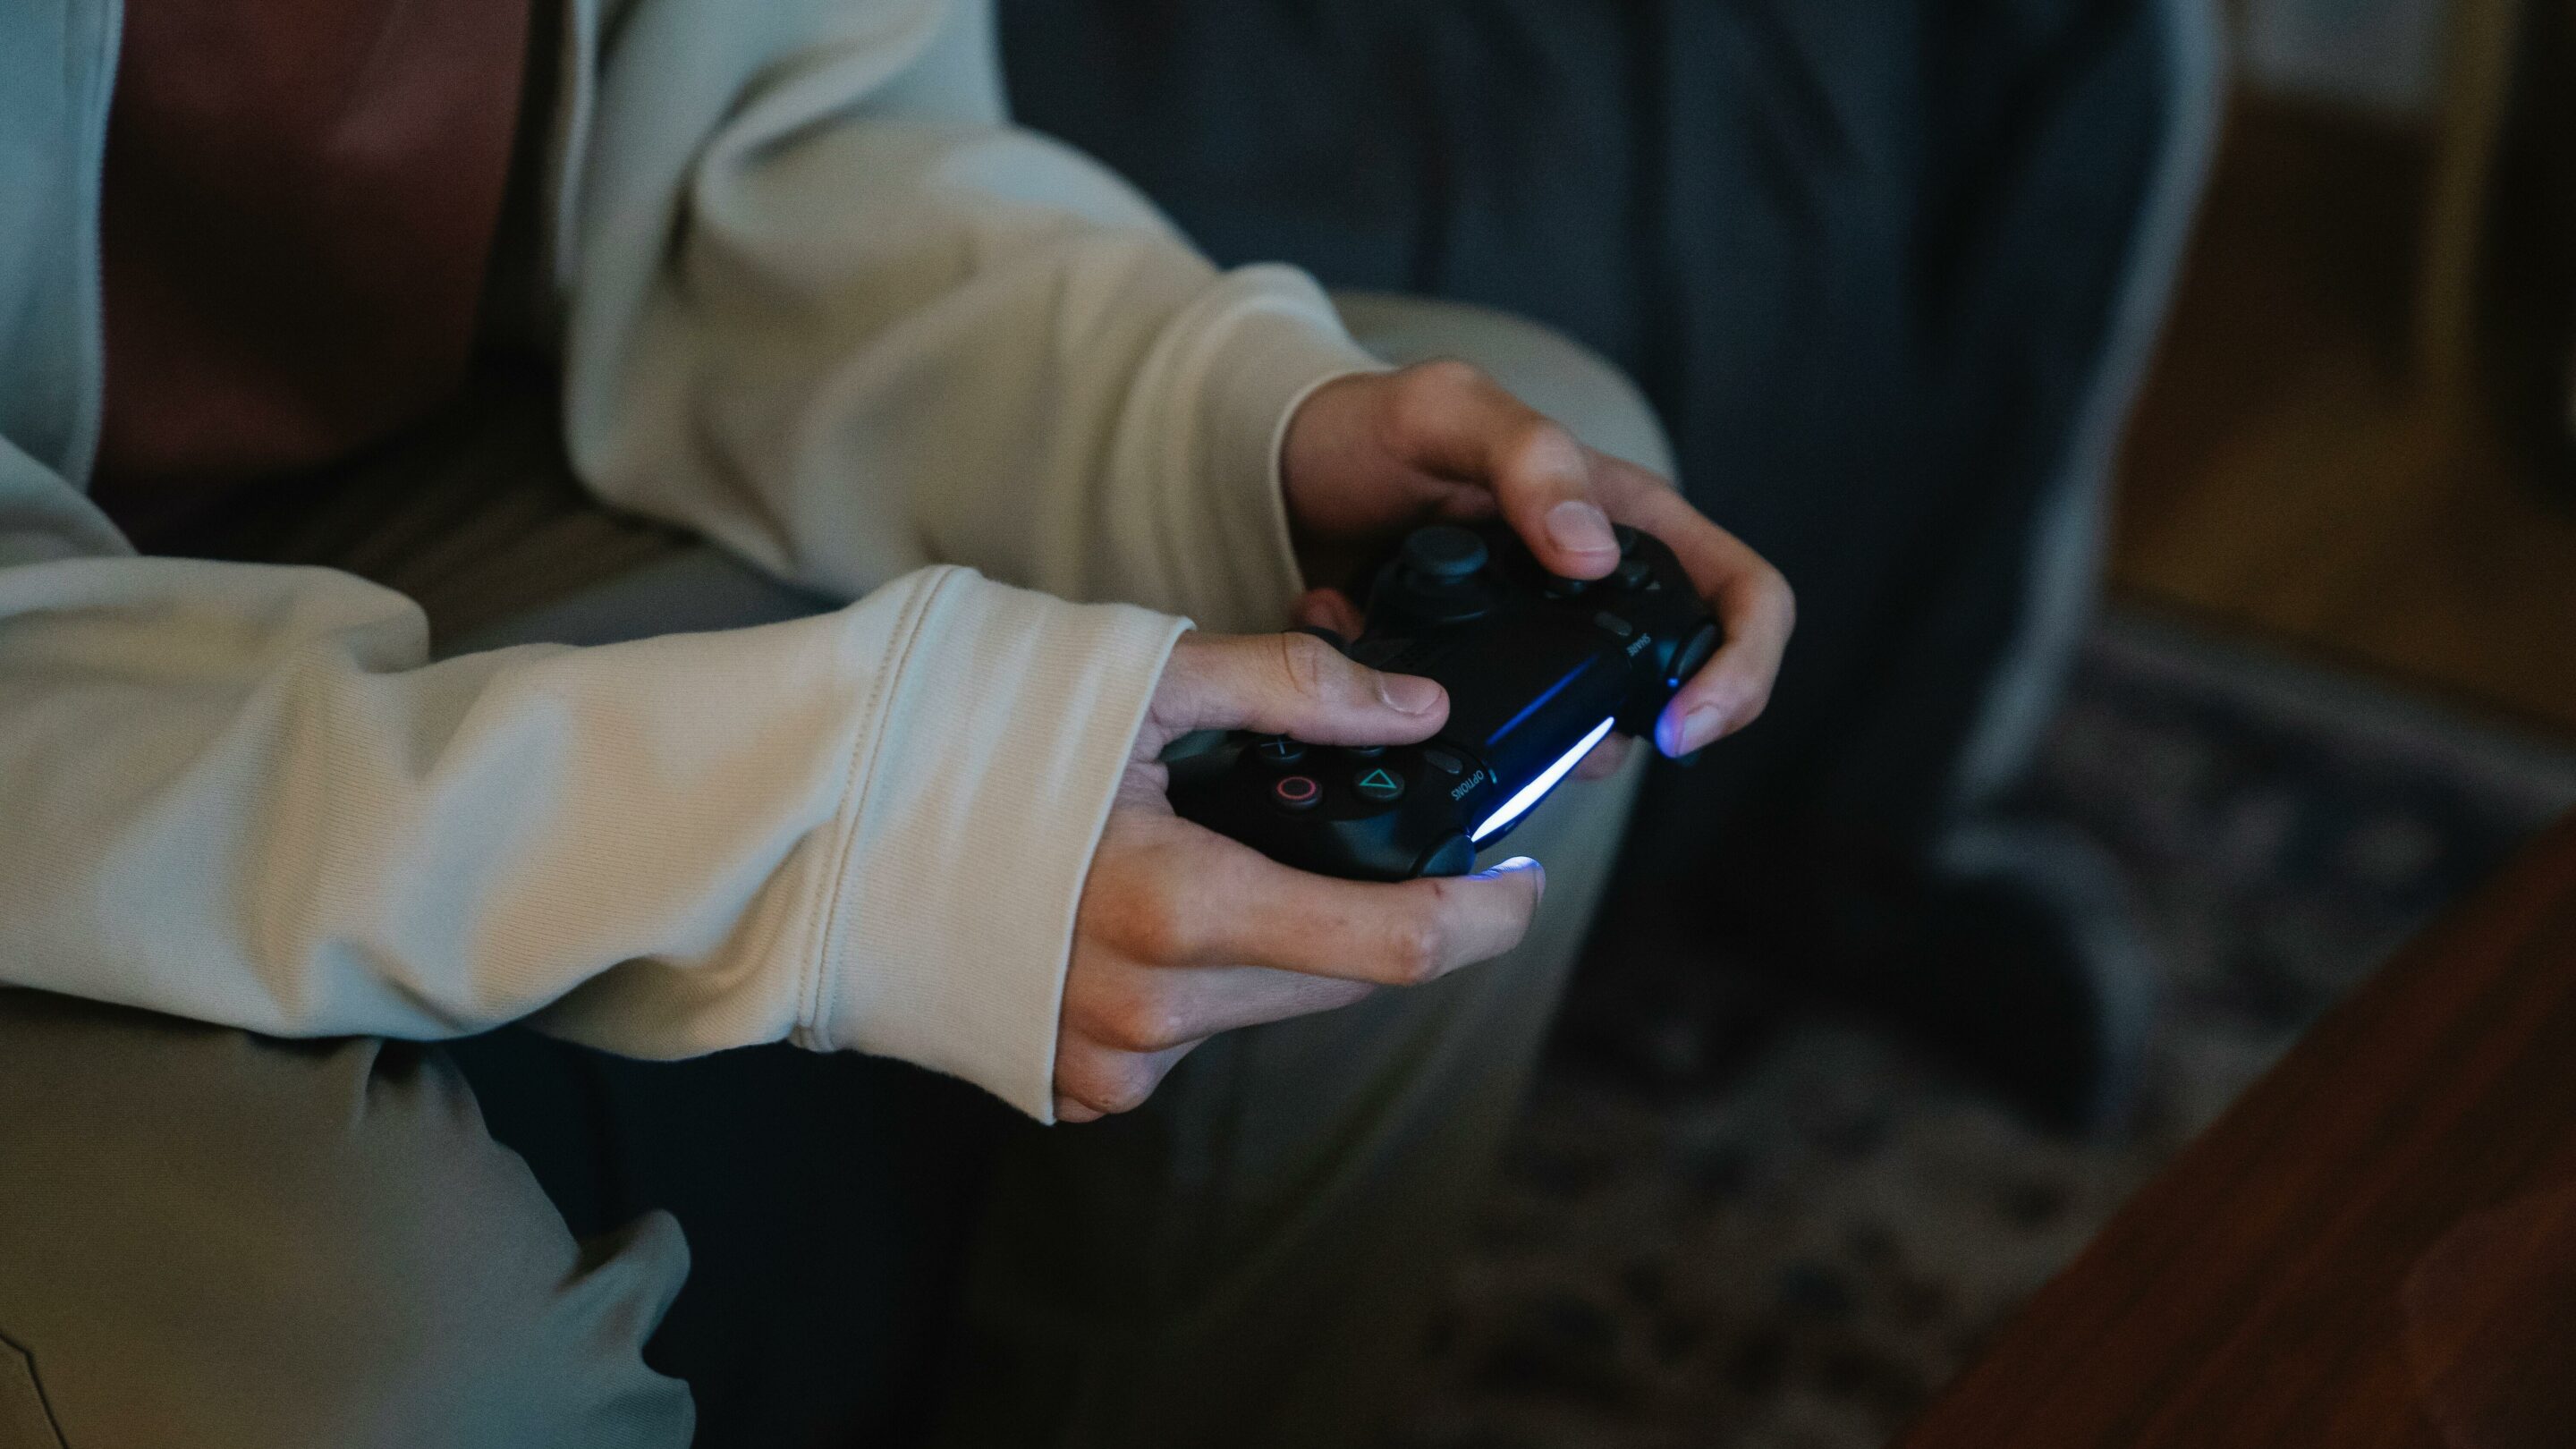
[2111, 97, 2576, 740]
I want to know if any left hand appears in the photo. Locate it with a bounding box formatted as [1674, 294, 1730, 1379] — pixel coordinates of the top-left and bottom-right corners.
[1281, 360, 1796, 775]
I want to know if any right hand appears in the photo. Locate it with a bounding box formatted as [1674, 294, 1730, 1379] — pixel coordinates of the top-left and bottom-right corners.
[1053, 631, 1547, 1122]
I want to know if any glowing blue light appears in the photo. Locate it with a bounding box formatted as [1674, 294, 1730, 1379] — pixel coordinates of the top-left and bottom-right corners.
[1472, 716, 1616, 843]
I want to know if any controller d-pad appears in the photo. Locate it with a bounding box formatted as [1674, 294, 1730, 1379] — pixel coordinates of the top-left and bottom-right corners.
[1352, 766, 1406, 803]
[1613, 558, 1654, 590]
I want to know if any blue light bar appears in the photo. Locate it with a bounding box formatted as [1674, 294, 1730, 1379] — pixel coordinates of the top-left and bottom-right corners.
[1472, 716, 1616, 843]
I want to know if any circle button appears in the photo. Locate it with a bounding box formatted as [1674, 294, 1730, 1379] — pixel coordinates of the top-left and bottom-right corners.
[1271, 775, 1323, 811]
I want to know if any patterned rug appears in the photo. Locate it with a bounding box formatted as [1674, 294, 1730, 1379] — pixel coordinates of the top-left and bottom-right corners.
[1395, 609, 2576, 1449]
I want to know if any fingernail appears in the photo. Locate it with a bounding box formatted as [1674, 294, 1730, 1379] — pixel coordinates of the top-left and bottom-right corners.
[1545, 499, 1618, 559]
[1377, 673, 1444, 715]
[1486, 855, 1546, 902]
[1674, 703, 1730, 754]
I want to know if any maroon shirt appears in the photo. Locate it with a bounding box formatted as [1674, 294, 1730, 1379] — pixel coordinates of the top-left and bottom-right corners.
[93, 0, 533, 537]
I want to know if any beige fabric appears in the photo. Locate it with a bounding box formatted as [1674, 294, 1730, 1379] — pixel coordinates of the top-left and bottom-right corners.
[0, 0, 1380, 1119]
[0, 292, 1672, 1449]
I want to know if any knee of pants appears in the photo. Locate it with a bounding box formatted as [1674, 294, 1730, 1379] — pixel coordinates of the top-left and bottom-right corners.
[1330, 291, 1678, 482]
[0, 991, 695, 1449]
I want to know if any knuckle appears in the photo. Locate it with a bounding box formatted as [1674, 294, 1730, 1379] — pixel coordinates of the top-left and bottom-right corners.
[1054, 1048, 1109, 1113]
[1381, 911, 1451, 986]
[1056, 1047, 1149, 1118]
[1406, 357, 1482, 397]
[1505, 419, 1582, 479]
[1391, 359, 1479, 432]
[1273, 631, 1343, 701]
[1093, 1059, 1159, 1116]
[1102, 985, 1187, 1055]
[1114, 885, 1199, 965]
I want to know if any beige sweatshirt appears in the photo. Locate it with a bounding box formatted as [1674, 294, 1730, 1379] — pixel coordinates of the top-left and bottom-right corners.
[0, 0, 1378, 1119]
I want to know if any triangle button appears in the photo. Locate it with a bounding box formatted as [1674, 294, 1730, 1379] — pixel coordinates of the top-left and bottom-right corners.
[1352, 767, 1405, 802]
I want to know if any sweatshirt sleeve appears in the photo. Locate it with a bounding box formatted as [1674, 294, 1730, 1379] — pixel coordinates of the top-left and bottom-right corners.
[555, 0, 1385, 635]
[0, 440, 1181, 1117]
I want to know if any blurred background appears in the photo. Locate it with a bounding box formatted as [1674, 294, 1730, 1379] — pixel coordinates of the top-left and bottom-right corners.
[1002, 2, 2576, 1445]
[1381, 3, 2576, 1445]
[55, 0, 2575, 1443]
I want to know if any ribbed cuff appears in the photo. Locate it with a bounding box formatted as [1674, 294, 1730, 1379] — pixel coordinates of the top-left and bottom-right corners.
[801, 567, 1186, 1120]
[1165, 266, 1386, 633]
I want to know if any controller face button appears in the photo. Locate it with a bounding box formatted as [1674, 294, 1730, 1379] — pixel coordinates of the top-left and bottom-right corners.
[1413, 832, 1478, 877]
[1352, 766, 1406, 802]
[1252, 737, 1308, 767]
[1614, 523, 1640, 556]
[1170, 521, 1714, 880]
[1400, 525, 1488, 583]
[1669, 622, 1721, 686]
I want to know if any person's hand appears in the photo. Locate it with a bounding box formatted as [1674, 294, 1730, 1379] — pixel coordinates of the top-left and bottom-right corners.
[1055, 631, 1546, 1121]
[1282, 360, 1795, 777]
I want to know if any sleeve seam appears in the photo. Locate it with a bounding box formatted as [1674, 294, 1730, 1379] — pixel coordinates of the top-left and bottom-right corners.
[795, 565, 962, 1043]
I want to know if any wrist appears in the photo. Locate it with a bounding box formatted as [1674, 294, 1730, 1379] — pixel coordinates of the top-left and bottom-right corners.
[802, 570, 1186, 1121]
[1180, 276, 1382, 630]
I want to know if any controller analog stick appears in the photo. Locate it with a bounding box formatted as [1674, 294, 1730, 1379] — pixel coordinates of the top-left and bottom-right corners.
[1400, 526, 1487, 585]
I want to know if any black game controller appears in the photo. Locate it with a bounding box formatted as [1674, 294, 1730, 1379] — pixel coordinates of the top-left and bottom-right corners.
[1168, 519, 1719, 880]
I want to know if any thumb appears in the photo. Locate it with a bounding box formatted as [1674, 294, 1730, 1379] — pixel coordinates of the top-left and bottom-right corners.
[1147, 631, 1448, 748]
[1380, 362, 1621, 580]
